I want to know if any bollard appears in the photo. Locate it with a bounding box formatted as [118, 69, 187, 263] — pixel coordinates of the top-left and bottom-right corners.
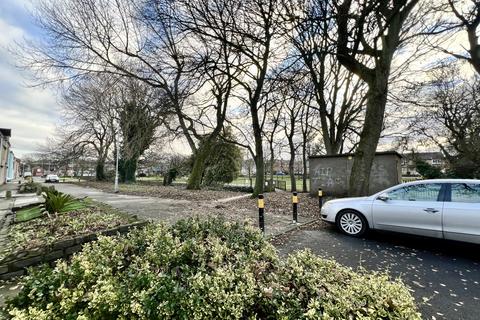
[318, 188, 323, 211]
[6, 190, 12, 199]
[258, 194, 265, 234]
[292, 191, 298, 223]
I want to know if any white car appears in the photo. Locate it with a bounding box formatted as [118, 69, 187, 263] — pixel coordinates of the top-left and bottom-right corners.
[45, 174, 60, 183]
[321, 179, 480, 244]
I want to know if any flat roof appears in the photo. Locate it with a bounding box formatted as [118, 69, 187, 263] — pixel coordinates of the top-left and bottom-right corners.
[309, 151, 402, 159]
[0, 128, 11, 137]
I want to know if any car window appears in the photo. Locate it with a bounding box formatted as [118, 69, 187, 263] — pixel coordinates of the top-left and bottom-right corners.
[387, 183, 442, 201]
[451, 183, 480, 203]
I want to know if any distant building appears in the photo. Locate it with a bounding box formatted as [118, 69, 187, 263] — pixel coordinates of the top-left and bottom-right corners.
[241, 158, 306, 176]
[401, 152, 447, 176]
[32, 167, 45, 177]
[0, 128, 12, 184]
[6, 150, 21, 181]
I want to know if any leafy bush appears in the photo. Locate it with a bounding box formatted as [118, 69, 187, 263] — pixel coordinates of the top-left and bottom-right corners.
[162, 167, 178, 186]
[415, 159, 443, 179]
[4, 219, 420, 319]
[18, 181, 42, 194]
[446, 156, 480, 179]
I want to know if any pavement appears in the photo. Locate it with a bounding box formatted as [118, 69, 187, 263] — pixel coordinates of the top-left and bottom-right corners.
[276, 224, 480, 320]
[50, 183, 309, 237]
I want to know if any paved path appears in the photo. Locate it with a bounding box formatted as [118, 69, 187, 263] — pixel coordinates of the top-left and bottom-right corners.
[51, 183, 307, 237]
[276, 225, 480, 320]
[52, 183, 192, 222]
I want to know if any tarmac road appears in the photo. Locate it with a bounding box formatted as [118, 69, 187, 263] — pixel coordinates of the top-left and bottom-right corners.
[276, 224, 480, 320]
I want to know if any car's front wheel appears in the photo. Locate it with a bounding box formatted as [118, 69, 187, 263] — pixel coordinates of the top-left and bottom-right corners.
[336, 210, 368, 237]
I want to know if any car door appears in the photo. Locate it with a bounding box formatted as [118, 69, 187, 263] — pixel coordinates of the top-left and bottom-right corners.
[443, 183, 480, 244]
[372, 183, 444, 238]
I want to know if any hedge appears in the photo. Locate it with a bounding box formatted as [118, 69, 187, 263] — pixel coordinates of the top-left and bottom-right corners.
[3, 218, 421, 319]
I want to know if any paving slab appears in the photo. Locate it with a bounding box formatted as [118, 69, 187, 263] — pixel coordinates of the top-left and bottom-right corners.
[0, 200, 13, 211]
[12, 196, 44, 209]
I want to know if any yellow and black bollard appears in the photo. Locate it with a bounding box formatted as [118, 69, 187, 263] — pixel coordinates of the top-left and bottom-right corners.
[292, 191, 298, 223]
[258, 194, 265, 234]
[318, 188, 323, 210]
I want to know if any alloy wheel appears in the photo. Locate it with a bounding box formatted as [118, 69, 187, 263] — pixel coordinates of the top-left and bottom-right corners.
[339, 212, 364, 235]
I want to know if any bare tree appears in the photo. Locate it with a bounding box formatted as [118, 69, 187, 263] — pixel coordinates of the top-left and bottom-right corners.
[283, 0, 367, 156]
[298, 83, 317, 192]
[333, 0, 426, 196]
[262, 87, 283, 191]
[440, 0, 480, 74]
[60, 75, 117, 180]
[20, 0, 198, 167]
[177, 0, 283, 195]
[409, 63, 480, 177]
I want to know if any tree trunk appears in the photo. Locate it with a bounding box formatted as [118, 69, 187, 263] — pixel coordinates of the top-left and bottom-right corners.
[253, 153, 264, 196]
[467, 27, 480, 75]
[248, 163, 252, 188]
[120, 157, 138, 183]
[251, 107, 264, 196]
[288, 141, 296, 192]
[269, 141, 274, 191]
[187, 139, 214, 189]
[95, 161, 106, 181]
[348, 75, 388, 196]
[302, 145, 308, 192]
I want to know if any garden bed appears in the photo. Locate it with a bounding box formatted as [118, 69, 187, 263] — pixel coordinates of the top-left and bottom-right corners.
[0, 202, 144, 280]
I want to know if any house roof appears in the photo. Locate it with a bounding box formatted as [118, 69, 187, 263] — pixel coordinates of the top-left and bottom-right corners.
[402, 152, 445, 160]
[309, 151, 402, 159]
[0, 128, 11, 137]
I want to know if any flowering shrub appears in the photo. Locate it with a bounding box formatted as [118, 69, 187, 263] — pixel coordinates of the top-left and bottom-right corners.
[4, 218, 421, 319]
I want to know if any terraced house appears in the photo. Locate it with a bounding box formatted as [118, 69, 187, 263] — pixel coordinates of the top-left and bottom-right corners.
[0, 128, 11, 184]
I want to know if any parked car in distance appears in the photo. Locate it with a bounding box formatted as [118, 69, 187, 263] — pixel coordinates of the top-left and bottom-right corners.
[45, 174, 60, 183]
[23, 171, 32, 178]
[321, 179, 480, 244]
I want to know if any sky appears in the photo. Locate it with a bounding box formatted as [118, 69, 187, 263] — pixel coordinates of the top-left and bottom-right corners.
[0, 0, 61, 157]
[0, 0, 475, 159]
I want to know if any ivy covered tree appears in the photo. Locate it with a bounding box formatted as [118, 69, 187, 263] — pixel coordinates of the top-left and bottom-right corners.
[118, 80, 169, 183]
[200, 131, 242, 187]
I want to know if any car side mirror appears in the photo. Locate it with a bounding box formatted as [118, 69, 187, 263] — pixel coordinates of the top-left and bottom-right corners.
[377, 193, 390, 202]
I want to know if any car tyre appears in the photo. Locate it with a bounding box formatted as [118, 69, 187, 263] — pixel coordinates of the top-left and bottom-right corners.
[336, 210, 368, 237]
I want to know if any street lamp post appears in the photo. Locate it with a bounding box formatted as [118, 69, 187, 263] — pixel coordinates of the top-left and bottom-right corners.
[114, 136, 119, 193]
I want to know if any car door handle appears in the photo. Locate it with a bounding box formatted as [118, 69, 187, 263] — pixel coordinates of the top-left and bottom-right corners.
[423, 208, 439, 213]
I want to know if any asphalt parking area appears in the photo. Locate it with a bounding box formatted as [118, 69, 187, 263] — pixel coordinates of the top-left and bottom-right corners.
[275, 224, 480, 320]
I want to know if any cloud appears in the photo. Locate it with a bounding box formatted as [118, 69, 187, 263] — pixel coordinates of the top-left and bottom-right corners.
[0, 4, 61, 158]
